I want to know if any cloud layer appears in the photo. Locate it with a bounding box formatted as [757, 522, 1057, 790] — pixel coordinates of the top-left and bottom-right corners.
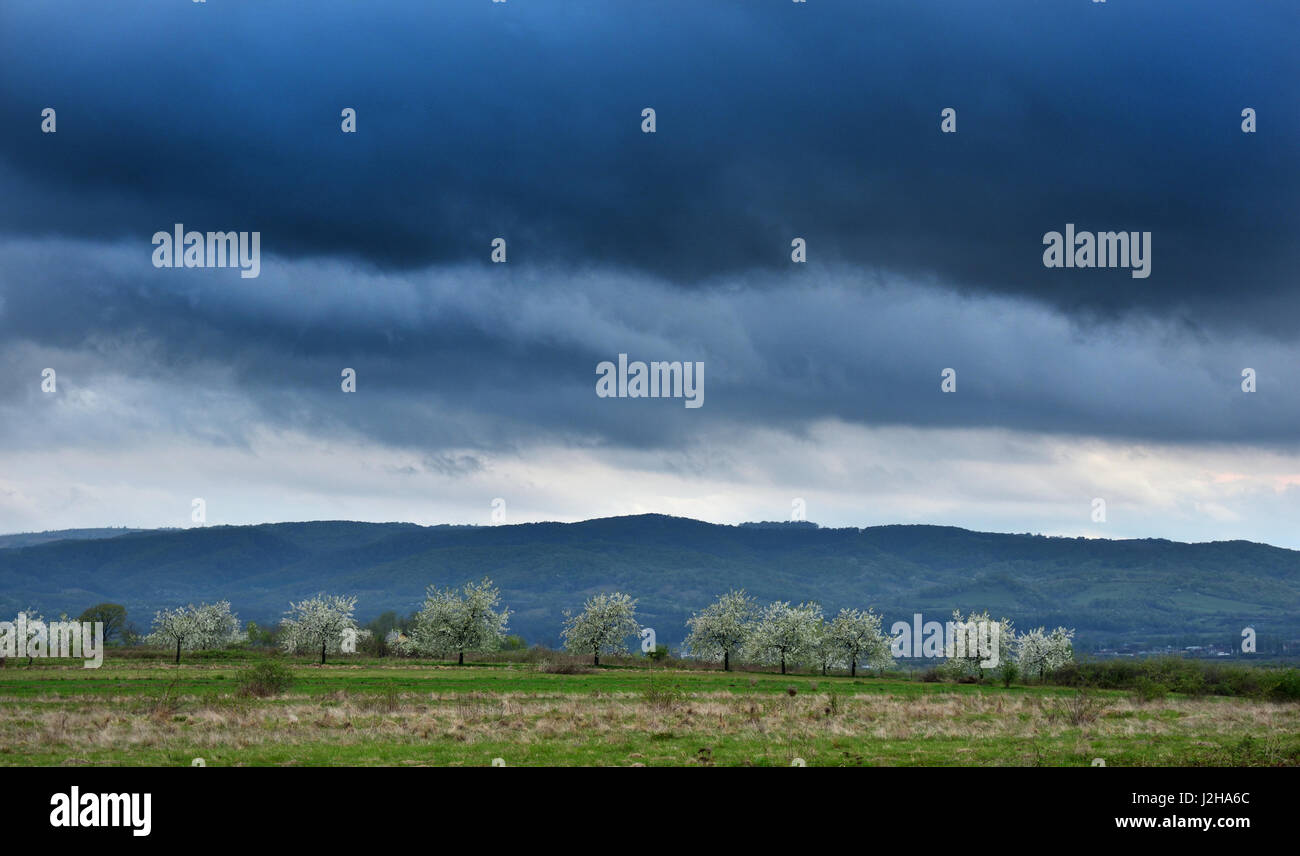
[1, 1, 1297, 545]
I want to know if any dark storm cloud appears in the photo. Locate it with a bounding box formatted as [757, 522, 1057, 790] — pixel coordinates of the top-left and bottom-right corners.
[2, 239, 1298, 455]
[1, 0, 1297, 331]
[1, 1, 1298, 464]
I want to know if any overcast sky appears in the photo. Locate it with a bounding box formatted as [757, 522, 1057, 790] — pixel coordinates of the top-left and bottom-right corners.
[2, 1, 1298, 546]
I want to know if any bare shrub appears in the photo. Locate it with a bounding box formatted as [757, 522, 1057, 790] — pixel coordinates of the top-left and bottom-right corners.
[1045, 689, 1111, 726]
[642, 677, 684, 711]
[235, 662, 294, 698]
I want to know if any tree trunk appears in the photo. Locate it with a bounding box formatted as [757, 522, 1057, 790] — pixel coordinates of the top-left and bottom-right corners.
[320, 642, 326, 665]
[780, 653, 786, 675]
[593, 650, 600, 667]
[175, 639, 181, 665]
[851, 656, 857, 678]
[723, 651, 730, 672]
[458, 650, 464, 666]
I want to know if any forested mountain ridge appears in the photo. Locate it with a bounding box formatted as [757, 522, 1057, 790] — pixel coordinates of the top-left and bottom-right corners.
[0, 515, 1294, 649]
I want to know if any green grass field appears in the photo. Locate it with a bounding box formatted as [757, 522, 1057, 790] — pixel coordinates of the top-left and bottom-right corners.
[2, 653, 1298, 767]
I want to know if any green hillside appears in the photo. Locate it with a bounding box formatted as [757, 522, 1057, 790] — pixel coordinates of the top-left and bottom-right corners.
[0, 515, 1295, 650]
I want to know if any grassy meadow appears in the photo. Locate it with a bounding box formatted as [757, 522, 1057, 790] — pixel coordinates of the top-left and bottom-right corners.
[1, 651, 1298, 767]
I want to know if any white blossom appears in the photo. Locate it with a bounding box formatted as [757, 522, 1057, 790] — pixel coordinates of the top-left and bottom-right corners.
[146, 601, 241, 663]
[743, 601, 823, 675]
[411, 577, 511, 665]
[1015, 625, 1075, 680]
[684, 589, 756, 671]
[824, 607, 892, 676]
[941, 608, 1015, 679]
[561, 591, 639, 666]
[280, 593, 358, 664]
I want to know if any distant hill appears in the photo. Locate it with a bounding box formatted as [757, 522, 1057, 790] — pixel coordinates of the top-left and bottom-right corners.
[0, 515, 1295, 650]
[0, 528, 145, 550]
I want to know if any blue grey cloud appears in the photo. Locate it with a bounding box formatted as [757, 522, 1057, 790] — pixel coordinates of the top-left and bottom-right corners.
[0, 1, 1298, 541]
[0, 0, 1296, 328]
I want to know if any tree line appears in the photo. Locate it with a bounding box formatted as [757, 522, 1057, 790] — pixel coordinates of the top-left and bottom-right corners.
[83, 579, 1074, 678]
